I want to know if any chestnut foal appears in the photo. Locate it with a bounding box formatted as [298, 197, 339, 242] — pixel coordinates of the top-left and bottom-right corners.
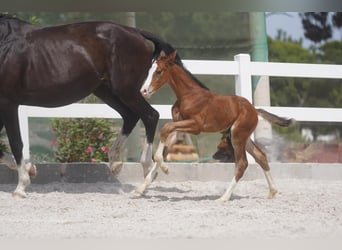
[139, 50, 294, 202]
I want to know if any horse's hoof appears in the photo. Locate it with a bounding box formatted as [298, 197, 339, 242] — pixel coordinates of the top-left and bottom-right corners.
[109, 161, 123, 176]
[26, 163, 37, 178]
[12, 190, 28, 198]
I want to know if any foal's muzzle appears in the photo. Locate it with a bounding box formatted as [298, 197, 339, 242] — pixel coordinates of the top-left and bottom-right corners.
[140, 88, 154, 99]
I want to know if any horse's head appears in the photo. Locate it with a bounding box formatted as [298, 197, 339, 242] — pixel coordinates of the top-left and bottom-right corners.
[140, 50, 177, 98]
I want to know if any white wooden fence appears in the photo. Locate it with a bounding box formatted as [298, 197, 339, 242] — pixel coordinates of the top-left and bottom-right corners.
[19, 54, 342, 160]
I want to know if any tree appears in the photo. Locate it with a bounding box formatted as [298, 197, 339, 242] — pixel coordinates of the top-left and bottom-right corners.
[299, 12, 342, 44]
[268, 34, 342, 140]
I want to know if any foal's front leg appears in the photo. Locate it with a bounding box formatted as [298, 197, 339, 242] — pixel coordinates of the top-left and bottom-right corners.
[156, 120, 201, 175]
[135, 119, 200, 196]
[135, 139, 168, 196]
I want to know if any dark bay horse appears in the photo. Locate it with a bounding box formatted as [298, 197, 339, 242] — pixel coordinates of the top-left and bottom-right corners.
[0, 14, 176, 198]
[138, 50, 294, 202]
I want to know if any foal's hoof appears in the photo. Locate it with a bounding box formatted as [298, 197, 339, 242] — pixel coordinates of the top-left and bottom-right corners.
[133, 186, 146, 197]
[267, 189, 278, 199]
[12, 190, 28, 198]
[215, 197, 228, 203]
[26, 163, 37, 178]
[109, 161, 123, 176]
[160, 163, 169, 175]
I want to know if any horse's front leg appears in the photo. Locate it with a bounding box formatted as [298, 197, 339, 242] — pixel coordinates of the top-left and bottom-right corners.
[108, 132, 128, 176]
[1, 108, 36, 198]
[140, 138, 154, 177]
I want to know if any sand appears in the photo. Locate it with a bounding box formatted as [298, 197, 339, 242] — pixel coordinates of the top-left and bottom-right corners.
[0, 178, 341, 239]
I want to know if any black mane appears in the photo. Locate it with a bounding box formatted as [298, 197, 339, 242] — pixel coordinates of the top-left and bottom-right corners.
[140, 30, 208, 90]
[0, 13, 32, 24]
[0, 13, 15, 19]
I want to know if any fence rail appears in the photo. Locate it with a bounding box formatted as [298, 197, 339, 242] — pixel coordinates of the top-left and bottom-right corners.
[19, 54, 342, 160]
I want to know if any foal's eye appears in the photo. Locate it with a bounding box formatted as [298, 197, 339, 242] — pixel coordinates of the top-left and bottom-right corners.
[155, 70, 162, 77]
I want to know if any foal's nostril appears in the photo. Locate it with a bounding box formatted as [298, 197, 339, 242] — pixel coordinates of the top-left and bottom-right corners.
[141, 88, 150, 98]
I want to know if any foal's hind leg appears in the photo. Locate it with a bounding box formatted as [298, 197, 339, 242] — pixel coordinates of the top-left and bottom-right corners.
[246, 138, 277, 199]
[217, 128, 250, 202]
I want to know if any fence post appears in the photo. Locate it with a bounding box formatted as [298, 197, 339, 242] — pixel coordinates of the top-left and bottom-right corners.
[234, 54, 253, 103]
[18, 106, 30, 160]
[234, 54, 255, 163]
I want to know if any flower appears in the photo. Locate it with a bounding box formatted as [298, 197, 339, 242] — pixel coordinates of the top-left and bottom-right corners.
[100, 146, 109, 153]
[85, 146, 93, 153]
[98, 132, 104, 139]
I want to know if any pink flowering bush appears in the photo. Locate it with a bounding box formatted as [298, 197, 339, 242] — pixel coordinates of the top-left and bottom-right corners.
[51, 118, 116, 162]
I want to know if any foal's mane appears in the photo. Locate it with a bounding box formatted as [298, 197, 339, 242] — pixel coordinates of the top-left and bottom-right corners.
[173, 56, 210, 90]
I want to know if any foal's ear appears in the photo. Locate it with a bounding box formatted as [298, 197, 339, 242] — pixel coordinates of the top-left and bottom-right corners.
[169, 50, 177, 61]
[158, 50, 167, 60]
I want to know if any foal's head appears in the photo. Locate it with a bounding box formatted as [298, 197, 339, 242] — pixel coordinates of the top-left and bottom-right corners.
[141, 50, 177, 98]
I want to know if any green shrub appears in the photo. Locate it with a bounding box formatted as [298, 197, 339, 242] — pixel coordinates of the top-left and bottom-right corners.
[51, 118, 116, 162]
[0, 130, 9, 153]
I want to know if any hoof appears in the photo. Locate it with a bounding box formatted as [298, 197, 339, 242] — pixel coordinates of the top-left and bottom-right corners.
[215, 197, 228, 203]
[160, 163, 169, 174]
[12, 190, 27, 198]
[26, 163, 37, 178]
[134, 187, 146, 197]
[109, 161, 123, 176]
[267, 189, 278, 199]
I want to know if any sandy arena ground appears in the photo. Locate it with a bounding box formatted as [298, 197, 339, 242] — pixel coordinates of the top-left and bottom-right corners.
[0, 178, 341, 240]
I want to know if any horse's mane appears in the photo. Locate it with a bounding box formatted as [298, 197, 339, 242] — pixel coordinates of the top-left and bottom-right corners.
[0, 13, 15, 19]
[0, 13, 32, 25]
[140, 30, 209, 90]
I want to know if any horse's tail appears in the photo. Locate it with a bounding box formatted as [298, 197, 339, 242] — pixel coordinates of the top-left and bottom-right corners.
[140, 30, 181, 63]
[256, 108, 295, 127]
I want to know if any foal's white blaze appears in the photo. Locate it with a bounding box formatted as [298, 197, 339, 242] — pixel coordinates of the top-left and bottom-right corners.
[140, 62, 157, 98]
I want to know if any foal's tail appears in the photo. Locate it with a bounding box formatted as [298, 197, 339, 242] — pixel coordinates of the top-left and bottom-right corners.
[257, 109, 295, 127]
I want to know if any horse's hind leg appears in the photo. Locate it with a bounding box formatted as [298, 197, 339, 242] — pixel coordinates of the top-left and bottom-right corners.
[246, 138, 277, 199]
[1, 107, 36, 198]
